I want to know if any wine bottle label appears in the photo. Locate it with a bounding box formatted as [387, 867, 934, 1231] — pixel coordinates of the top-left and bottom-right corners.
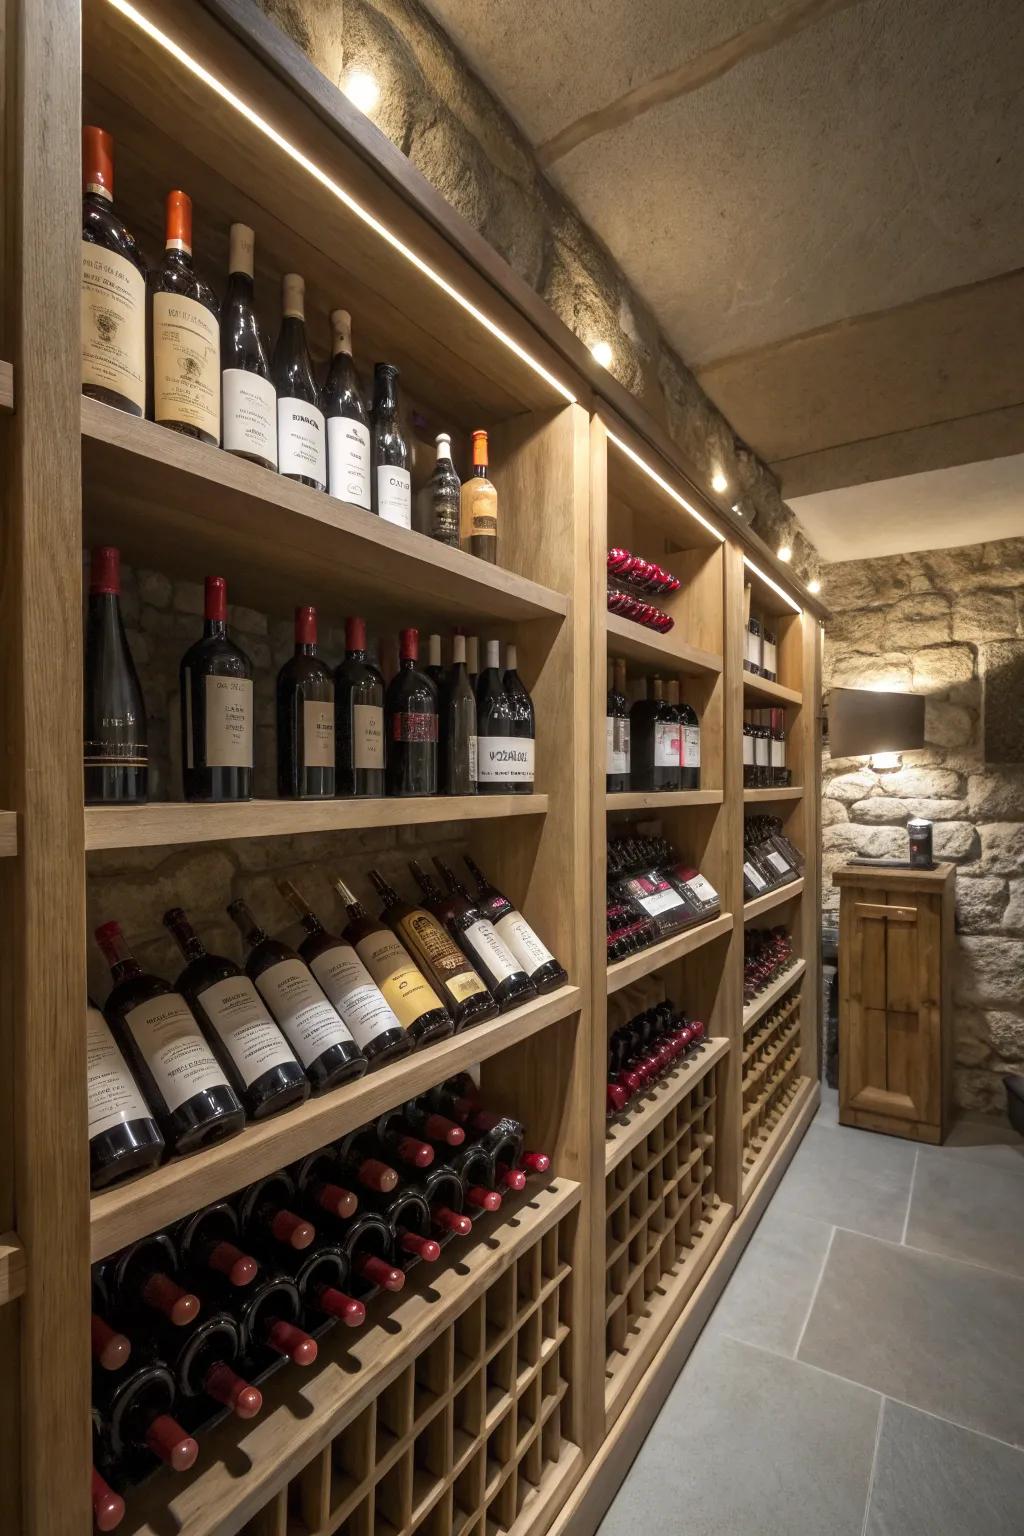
[765, 849, 792, 877]
[376, 466, 412, 528]
[252, 958, 355, 1068]
[654, 723, 679, 768]
[123, 992, 231, 1114]
[743, 859, 768, 892]
[195, 976, 298, 1087]
[460, 481, 497, 544]
[222, 368, 278, 465]
[353, 704, 385, 768]
[754, 736, 770, 767]
[682, 726, 701, 769]
[743, 734, 755, 766]
[763, 637, 777, 675]
[477, 737, 534, 784]
[771, 739, 786, 768]
[278, 398, 327, 484]
[303, 700, 335, 769]
[391, 711, 438, 743]
[204, 676, 253, 768]
[87, 1006, 153, 1138]
[327, 417, 371, 509]
[634, 886, 685, 917]
[308, 942, 402, 1048]
[682, 872, 719, 906]
[492, 911, 556, 975]
[353, 929, 446, 1030]
[152, 293, 221, 442]
[460, 919, 524, 986]
[395, 912, 490, 1005]
[746, 629, 762, 667]
[468, 733, 478, 782]
[606, 717, 629, 776]
[84, 728, 147, 768]
[81, 244, 146, 410]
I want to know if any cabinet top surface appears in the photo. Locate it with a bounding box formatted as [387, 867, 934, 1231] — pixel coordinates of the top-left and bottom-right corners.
[833, 862, 956, 890]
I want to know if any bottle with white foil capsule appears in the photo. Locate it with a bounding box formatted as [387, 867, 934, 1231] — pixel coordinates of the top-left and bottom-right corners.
[272, 272, 326, 490]
[220, 222, 277, 471]
[371, 362, 411, 527]
[324, 308, 371, 510]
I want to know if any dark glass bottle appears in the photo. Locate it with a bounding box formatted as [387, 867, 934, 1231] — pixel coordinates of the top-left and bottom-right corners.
[428, 858, 537, 1010]
[272, 272, 326, 490]
[442, 633, 477, 794]
[81, 125, 146, 417]
[227, 897, 367, 1093]
[374, 1108, 436, 1172]
[460, 429, 498, 563]
[323, 308, 371, 510]
[91, 1421, 126, 1532]
[167, 1311, 263, 1421]
[335, 615, 385, 798]
[277, 605, 335, 799]
[334, 1130, 402, 1198]
[441, 1142, 503, 1215]
[105, 1232, 200, 1329]
[233, 1274, 318, 1370]
[173, 1200, 260, 1290]
[503, 643, 535, 795]
[463, 856, 568, 992]
[180, 575, 253, 803]
[95, 922, 244, 1157]
[237, 1172, 316, 1256]
[337, 1208, 405, 1295]
[291, 1147, 359, 1222]
[368, 868, 496, 1031]
[466, 636, 480, 693]
[475, 639, 517, 794]
[164, 906, 308, 1120]
[150, 189, 220, 446]
[754, 708, 771, 789]
[606, 656, 630, 794]
[742, 711, 757, 790]
[678, 692, 701, 791]
[417, 1164, 473, 1239]
[400, 1095, 466, 1149]
[334, 877, 452, 1047]
[629, 676, 675, 793]
[662, 681, 683, 793]
[420, 432, 460, 546]
[84, 546, 148, 805]
[425, 634, 446, 690]
[770, 708, 790, 787]
[278, 879, 411, 1066]
[370, 362, 411, 528]
[363, 1185, 441, 1267]
[92, 1270, 132, 1372]
[87, 999, 164, 1191]
[93, 1361, 198, 1474]
[220, 222, 277, 471]
[285, 1243, 366, 1329]
[385, 629, 439, 796]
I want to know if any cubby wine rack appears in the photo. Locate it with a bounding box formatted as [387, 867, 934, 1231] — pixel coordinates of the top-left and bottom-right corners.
[741, 979, 811, 1201]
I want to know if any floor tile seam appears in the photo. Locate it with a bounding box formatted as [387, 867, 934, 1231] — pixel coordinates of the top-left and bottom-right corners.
[828, 1221, 1024, 1284]
[899, 1149, 918, 1245]
[859, 1396, 886, 1536]
[792, 1223, 837, 1359]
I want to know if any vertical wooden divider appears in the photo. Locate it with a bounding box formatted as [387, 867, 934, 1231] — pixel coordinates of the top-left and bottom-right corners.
[719, 543, 748, 1212]
[800, 616, 823, 1080]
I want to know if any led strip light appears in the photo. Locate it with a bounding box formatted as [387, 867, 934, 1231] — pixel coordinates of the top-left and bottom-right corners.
[742, 554, 802, 614]
[605, 429, 725, 543]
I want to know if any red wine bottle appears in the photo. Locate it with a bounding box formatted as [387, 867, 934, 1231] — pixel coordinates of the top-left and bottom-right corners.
[220, 222, 277, 471]
[280, 1243, 366, 1329]
[228, 897, 367, 1093]
[81, 126, 146, 417]
[91, 1461, 126, 1532]
[337, 1209, 405, 1295]
[324, 309, 371, 510]
[503, 644, 535, 795]
[371, 362, 411, 527]
[92, 1272, 132, 1372]
[105, 1233, 201, 1328]
[363, 1185, 440, 1266]
[277, 606, 335, 799]
[463, 857, 568, 993]
[94, 1361, 198, 1473]
[417, 1165, 472, 1238]
[173, 1200, 259, 1289]
[150, 189, 220, 446]
[291, 1148, 359, 1222]
[368, 869, 496, 1031]
[334, 1130, 401, 1197]
[84, 546, 148, 806]
[374, 1108, 435, 1171]
[441, 633, 477, 794]
[475, 640, 517, 795]
[233, 1273, 318, 1369]
[335, 616, 385, 798]
[167, 1311, 263, 1421]
[385, 629, 439, 796]
[165, 907, 308, 1120]
[87, 1000, 164, 1190]
[237, 1172, 316, 1255]
[95, 922, 244, 1156]
[180, 576, 253, 802]
[442, 1143, 503, 1215]
[335, 877, 452, 1047]
[429, 858, 537, 1010]
[273, 272, 326, 491]
[400, 1095, 466, 1148]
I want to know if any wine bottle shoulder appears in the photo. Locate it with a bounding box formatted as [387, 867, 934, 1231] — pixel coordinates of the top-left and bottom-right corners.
[181, 632, 253, 677]
[277, 652, 334, 692]
[83, 197, 147, 276]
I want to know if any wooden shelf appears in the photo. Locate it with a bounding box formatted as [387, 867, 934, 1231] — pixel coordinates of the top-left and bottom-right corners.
[0, 812, 17, 857]
[742, 958, 807, 1031]
[605, 1039, 729, 1172]
[743, 877, 805, 922]
[90, 984, 580, 1260]
[605, 613, 723, 677]
[742, 673, 802, 706]
[606, 789, 723, 812]
[743, 786, 803, 803]
[85, 793, 548, 852]
[0, 360, 12, 413]
[0, 1232, 26, 1306]
[606, 913, 734, 994]
[742, 1075, 815, 1207]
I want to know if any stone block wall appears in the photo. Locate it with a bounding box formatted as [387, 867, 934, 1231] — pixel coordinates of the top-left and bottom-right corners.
[822, 536, 1024, 1113]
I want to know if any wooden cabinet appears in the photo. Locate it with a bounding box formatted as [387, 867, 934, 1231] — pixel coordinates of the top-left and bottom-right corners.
[834, 863, 955, 1144]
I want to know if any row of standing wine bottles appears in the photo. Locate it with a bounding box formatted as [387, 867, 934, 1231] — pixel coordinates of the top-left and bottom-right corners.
[82, 127, 501, 559]
[742, 708, 790, 788]
[85, 551, 536, 804]
[89, 857, 566, 1190]
[605, 660, 702, 793]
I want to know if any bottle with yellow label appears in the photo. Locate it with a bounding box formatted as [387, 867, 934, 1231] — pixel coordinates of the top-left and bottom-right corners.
[368, 869, 498, 1031]
[334, 877, 453, 1047]
[150, 189, 221, 447]
[460, 429, 498, 564]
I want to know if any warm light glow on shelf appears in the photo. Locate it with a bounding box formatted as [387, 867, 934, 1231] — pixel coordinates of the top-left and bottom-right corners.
[807, 577, 822, 595]
[343, 68, 380, 115]
[606, 431, 725, 543]
[591, 340, 614, 368]
[104, 0, 577, 405]
[711, 470, 729, 494]
[777, 544, 792, 563]
[742, 555, 802, 614]
[870, 752, 901, 770]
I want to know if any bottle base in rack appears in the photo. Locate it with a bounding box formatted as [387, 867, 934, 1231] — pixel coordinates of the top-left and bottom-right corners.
[362, 1030, 414, 1068]
[165, 1089, 247, 1158]
[182, 769, 253, 803]
[409, 1013, 455, 1048]
[307, 1043, 369, 1095]
[85, 767, 148, 806]
[157, 418, 219, 450]
[90, 1118, 165, 1191]
[244, 1068, 311, 1120]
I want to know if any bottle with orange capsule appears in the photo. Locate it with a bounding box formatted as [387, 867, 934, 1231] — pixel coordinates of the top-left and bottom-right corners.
[150, 188, 220, 446]
[460, 428, 498, 564]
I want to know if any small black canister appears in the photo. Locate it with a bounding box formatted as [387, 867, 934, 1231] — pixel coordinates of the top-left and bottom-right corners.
[907, 818, 934, 868]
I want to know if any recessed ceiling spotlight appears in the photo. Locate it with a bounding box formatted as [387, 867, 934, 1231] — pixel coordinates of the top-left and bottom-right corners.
[591, 340, 613, 368]
[711, 470, 728, 494]
[343, 68, 381, 114]
[807, 577, 822, 594]
[777, 544, 793, 563]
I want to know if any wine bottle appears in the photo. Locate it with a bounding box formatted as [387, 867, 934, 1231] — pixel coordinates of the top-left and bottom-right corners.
[168, 1312, 263, 1421]
[105, 1233, 200, 1329]
[87, 1001, 164, 1191]
[84, 546, 148, 806]
[462, 856, 568, 991]
[93, 1362, 198, 1473]
[754, 708, 771, 789]
[466, 635, 480, 692]
[365, 1185, 441, 1266]
[92, 1271, 132, 1371]
[762, 628, 778, 683]
[95, 922, 245, 1156]
[420, 432, 460, 546]
[425, 634, 445, 690]
[374, 1108, 435, 1171]
[662, 680, 684, 793]
[428, 858, 537, 1010]
[418, 1165, 472, 1238]
[180, 575, 254, 802]
[441, 634, 477, 794]
[370, 362, 411, 527]
[742, 712, 756, 789]
[227, 898, 367, 1093]
[606, 657, 630, 793]
[629, 676, 675, 793]
[460, 429, 497, 563]
[233, 1274, 318, 1369]
[277, 605, 335, 798]
[286, 1244, 366, 1328]
[334, 877, 452, 1046]
[150, 189, 220, 446]
[278, 879, 410, 1066]
[441, 1143, 502, 1214]
[475, 640, 518, 794]
[173, 1200, 259, 1289]
[220, 222, 277, 471]
[770, 708, 789, 787]
[503, 643, 535, 794]
[368, 868, 497, 1031]
[81, 126, 146, 417]
[273, 272, 326, 490]
[91, 1456, 126, 1532]
[334, 1130, 401, 1197]
[335, 615, 385, 798]
[400, 1096, 466, 1148]
[323, 308, 371, 510]
[678, 692, 701, 791]
[337, 1208, 405, 1294]
[237, 1172, 315, 1254]
[385, 629, 439, 796]
[164, 907, 308, 1120]
[291, 1148, 359, 1221]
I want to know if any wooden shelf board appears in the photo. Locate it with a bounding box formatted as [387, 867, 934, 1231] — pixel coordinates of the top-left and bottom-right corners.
[743, 877, 805, 923]
[0, 1232, 26, 1306]
[0, 359, 12, 413]
[742, 787, 803, 803]
[607, 913, 734, 994]
[605, 613, 723, 677]
[90, 985, 581, 1260]
[85, 793, 549, 851]
[741, 1076, 815, 1208]
[121, 1179, 580, 1536]
[606, 789, 723, 812]
[605, 1039, 729, 1173]
[742, 673, 802, 707]
[0, 812, 18, 857]
[742, 958, 807, 1031]
[81, 399, 569, 627]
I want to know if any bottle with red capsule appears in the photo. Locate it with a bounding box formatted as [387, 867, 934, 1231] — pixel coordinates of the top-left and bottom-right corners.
[163, 1311, 263, 1425]
[373, 1107, 436, 1172]
[92, 1270, 132, 1373]
[237, 1172, 316, 1257]
[232, 1273, 318, 1372]
[173, 1201, 260, 1291]
[291, 1148, 359, 1223]
[359, 1184, 441, 1269]
[440, 1142, 503, 1217]
[400, 1095, 466, 1150]
[606, 1081, 630, 1119]
[334, 1129, 402, 1199]
[494, 1148, 551, 1188]
[104, 1233, 201, 1329]
[93, 1361, 199, 1477]
[283, 1244, 366, 1331]
[416, 1164, 472, 1242]
[91, 1411, 126, 1531]
[338, 1208, 406, 1297]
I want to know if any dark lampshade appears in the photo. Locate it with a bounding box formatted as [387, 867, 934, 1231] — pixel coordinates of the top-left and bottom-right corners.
[827, 687, 925, 758]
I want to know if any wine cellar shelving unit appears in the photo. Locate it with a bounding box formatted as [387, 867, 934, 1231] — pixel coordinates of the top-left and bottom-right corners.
[0, 3, 823, 1535]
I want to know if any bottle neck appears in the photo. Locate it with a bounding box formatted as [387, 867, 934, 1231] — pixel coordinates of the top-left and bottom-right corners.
[228, 903, 266, 951]
[164, 910, 206, 963]
[369, 872, 398, 908]
[204, 618, 227, 639]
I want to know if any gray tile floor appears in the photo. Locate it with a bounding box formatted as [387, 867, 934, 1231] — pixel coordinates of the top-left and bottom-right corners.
[598, 1088, 1024, 1536]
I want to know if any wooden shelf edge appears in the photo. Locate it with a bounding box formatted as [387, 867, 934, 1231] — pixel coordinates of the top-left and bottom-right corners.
[604, 1038, 729, 1173]
[741, 673, 802, 706]
[606, 913, 734, 994]
[0, 811, 18, 857]
[605, 613, 723, 676]
[742, 958, 808, 1031]
[742, 787, 803, 803]
[742, 877, 805, 923]
[0, 359, 12, 413]
[85, 793, 549, 851]
[606, 789, 723, 811]
[0, 1232, 26, 1306]
[741, 1076, 816, 1208]
[90, 984, 581, 1260]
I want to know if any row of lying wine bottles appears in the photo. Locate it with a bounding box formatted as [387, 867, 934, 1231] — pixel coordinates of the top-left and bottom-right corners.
[90, 1081, 549, 1524]
[86, 553, 537, 805]
[744, 926, 796, 1004]
[606, 1002, 708, 1119]
[82, 129, 504, 558]
[605, 834, 722, 965]
[89, 856, 565, 1190]
[605, 661, 702, 794]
